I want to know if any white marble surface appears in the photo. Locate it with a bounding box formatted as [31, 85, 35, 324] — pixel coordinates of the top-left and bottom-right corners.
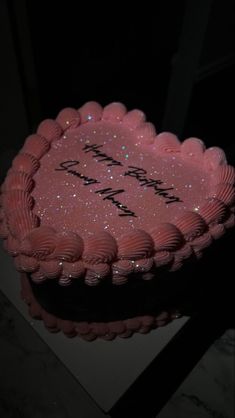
[0, 247, 189, 412]
[0, 291, 106, 418]
[157, 329, 235, 418]
[1, 289, 234, 418]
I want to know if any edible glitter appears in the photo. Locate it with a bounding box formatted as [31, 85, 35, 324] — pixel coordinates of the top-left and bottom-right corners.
[32, 121, 210, 238]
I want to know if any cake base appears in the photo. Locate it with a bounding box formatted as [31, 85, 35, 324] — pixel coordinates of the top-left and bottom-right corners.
[20, 227, 235, 340]
[21, 273, 183, 340]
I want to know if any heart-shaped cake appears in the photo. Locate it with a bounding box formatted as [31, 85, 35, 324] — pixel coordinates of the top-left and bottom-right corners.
[1, 102, 234, 339]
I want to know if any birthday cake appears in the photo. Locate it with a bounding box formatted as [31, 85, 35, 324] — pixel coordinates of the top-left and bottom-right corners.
[0, 102, 234, 340]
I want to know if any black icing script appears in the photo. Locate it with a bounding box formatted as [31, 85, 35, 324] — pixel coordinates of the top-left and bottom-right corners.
[82, 143, 123, 167]
[95, 188, 137, 217]
[55, 142, 183, 218]
[55, 161, 136, 217]
[55, 161, 100, 186]
[124, 166, 183, 205]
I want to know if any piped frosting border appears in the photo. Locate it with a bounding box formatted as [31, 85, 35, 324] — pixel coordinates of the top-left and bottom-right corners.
[20, 273, 180, 341]
[1, 102, 234, 286]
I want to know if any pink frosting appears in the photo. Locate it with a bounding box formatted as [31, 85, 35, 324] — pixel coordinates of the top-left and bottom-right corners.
[83, 231, 117, 263]
[112, 259, 134, 275]
[213, 165, 235, 185]
[1, 101, 234, 286]
[103, 102, 127, 121]
[2, 170, 34, 193]
[29, 301, 42, 318]
[15, 254, 39, 272]
[174, 243, 193, 260]
[49, 231, 84, 261]
[192, 232, 213, 251]
[37, 119, 62, 143]
[4, 235, 20, 256]
[22, 134, 50, 159]
[175, 211, 206, 241]
[63, 260, 85, 278]
[40, 260, 62, 278]
[151, 223, 182, 251]
[209, 224, 225, 240]
[181, 137, 205, 162]
[12, 153, 39, 176]
[133, 258, 154, 272]
[2, 190, 34, 212]
[41, 311, 59, 331]
[123, 109, 146, 128]
[112, 274, 129, 285]
[58, 276, 72, 286]
[0, 218, 8, 239]
[138, 316, 155, 333]
[199, 198, 227, 224]
[118, 229, 154, 259]
[211, 183, 235, 205]
[85, 262, 110, 278]
[32, 122, 209, 237]
[135, 122, 156, 145]
[84, 264, 110, 286]
[154, 251, 173, 267]
[82, 270, 100, 286]
[56, 108, 81, 131]
[140, 271, 155, 281]
[20, 226, 57, 259]
[204, 147, 227, 170]
[225, 213, 235, 229]
[154, 132, 181, 153]
[78, 101, 103, 123]
[31, 269, 47, 283]
[169, 256, 183, 272]
[8, 208, 39, 239]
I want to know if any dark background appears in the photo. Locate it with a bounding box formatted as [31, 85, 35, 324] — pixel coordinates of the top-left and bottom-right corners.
[0, 2, 234, 416]
[0, 0, 234, 176]
[17, 1, 185, 123]
[1, 0, 234, 317]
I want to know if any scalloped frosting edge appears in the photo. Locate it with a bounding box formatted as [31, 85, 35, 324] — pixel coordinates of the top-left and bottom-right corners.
[0, 101, 234, 286]
[20, 274, 181, 340]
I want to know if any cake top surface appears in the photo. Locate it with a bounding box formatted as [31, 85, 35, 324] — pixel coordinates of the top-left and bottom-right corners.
[32, 120, 209, 238]
[1, 102, 234, 286]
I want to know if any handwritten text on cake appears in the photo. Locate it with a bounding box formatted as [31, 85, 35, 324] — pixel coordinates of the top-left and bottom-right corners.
[55, 161, 137, 217]
[124, 166, 183, 205]
[55, 142, 183, 218]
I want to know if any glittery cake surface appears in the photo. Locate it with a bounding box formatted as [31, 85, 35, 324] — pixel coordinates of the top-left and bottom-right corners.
[1, 102, 235, 287]
[32, 122, 209, 238]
